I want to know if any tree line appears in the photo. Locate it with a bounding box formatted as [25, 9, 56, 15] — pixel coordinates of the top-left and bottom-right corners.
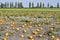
[0, 2, 60, 8]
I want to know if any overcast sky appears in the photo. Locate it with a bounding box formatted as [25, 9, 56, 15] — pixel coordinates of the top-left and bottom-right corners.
[0, 0, 60, 7]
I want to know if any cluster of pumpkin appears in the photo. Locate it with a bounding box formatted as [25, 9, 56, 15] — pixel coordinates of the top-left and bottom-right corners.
[0, 17, 60, 40]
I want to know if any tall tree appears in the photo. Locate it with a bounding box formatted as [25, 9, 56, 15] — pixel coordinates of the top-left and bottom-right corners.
[20, 2, 23, 8]
[47, 3, 49, 8]
[40, 2, 42, 8]
[15, 2, 17, 8]
[29, 2, 31, 8]
[50, 5, 53, 8]
[18, 2, 20, 8]
[0, 2, 1, 8]
[18, 2, 23, 8]
[43, 3, 44, 8]
[11, 2, 14, 8]
[57, 3, 59, 8]
[36, 3, 39, 8]
[5, 2, 7, 8]
[10, 2, 14, 8]
[32, 2, 34, 8]
[1, 3, 5, 8]
[10, 2, 12, 8]
[7, 2, 9, 8]
[5, 2, 9, 8]
[0, 5, 1, 8]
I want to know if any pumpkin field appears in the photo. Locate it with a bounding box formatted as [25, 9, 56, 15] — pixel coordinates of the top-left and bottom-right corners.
[0, 8, 60, 40]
